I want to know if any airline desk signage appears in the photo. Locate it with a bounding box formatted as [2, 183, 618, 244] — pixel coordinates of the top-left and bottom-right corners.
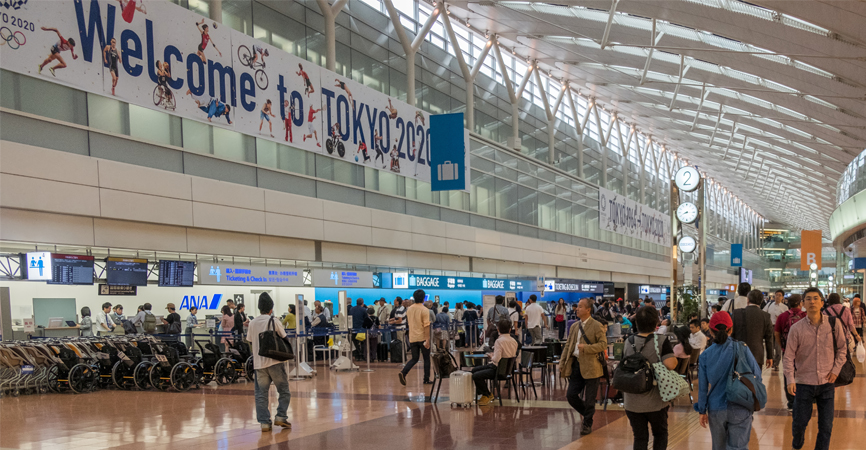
[197, 264, 304, 286]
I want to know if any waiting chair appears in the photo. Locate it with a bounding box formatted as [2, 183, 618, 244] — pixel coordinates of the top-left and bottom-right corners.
[674, 357, 693, 403]
[515, 351, 537, 399]
[493, 357, 520, 406]
[687, 349, 701, 389]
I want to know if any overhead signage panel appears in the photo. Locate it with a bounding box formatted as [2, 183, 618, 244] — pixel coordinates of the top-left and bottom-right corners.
[311, 269, 373, 288]
[198, 264, 304, 286]
[598, 187, 671, 247]
[543, 279, 604, 294]
[388, 274, 534, 291]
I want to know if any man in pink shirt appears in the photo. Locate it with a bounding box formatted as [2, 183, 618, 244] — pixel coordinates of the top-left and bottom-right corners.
[784, 288, 848, 450]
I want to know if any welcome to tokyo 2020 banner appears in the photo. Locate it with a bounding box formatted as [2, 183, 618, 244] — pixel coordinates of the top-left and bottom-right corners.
[597, 187, 671, 247]
[0, 0, 468, 187]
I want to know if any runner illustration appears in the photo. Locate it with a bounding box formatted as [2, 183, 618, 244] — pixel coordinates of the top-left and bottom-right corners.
[355, 139, 371, 163]
[283, 99, 294, 143]
[386, 99, 398, 119]
[194, 19, 222, 64]
[303, 105, 321, 146]
[153, 60, 175, 110]
[297, 64, 314, 97]
[259, 99, 276, 138]
[37, 27, 77, 77]
[415, 110, 426, 126]
[373, 129, 385, 168]
[390, 139, 401, 173]
[116, 0, 147, 23]
[334, 78, 355, 111]
[185, 89, 232, 124]
[103, 38, 121, 95]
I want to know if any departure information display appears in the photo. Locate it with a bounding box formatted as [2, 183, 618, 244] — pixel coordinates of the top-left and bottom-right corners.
[106, 258, 149, 286]
[159, 260, 195, 287]
[48, 254, 94, 285]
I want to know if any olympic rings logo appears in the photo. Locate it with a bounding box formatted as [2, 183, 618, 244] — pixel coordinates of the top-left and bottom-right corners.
[0, 26, 25, 49]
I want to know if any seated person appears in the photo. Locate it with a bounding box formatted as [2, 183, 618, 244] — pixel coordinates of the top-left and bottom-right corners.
[471, 319, 519, 406]
[672, 326, 694, 359]
[688, 319, 707, 352]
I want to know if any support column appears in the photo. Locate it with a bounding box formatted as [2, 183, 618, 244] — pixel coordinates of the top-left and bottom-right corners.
[442, 14, 491, 132]
[315, 0, 349, 72]
[208, 0, 222, 22]
[383, 0, 440, 107]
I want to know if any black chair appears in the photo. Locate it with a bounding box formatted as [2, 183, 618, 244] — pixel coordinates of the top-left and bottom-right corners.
[515, 351, 537, 399]
[493, 357, 520, 406]
[687, 349, 701, 389]
[674, 357, 693, 403]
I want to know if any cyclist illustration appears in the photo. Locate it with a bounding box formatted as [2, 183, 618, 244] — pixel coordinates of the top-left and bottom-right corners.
[103, 38, 121, 95]
[37, 27, 77, 77]
[283, 99, 294, 143]
[386, 99, 398, 119]
[325, 122, 346, 157]
[334, 78, 355, 111]
[260, 99, 276, 138]
[356, 139, 371, 163]
[116, 0, 147, 23]
[153, 60, 175, 110]
[373, 129, 385, 168]
[303, 105, 321, 147]
[186, 89, 232, 124]
[237, 44, 269, 89]
[297, 64, 314, 97]
[194, 19, 222, 64]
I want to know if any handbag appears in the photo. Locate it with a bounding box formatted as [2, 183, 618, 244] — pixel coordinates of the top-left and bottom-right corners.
[650, 334, 690, 402]
[555, 314, 565, 322]
[726, 340, 767, 411]
[579, 322, 609, 379]
[827, 314, 856, 387]
[258, 316, 294, 362]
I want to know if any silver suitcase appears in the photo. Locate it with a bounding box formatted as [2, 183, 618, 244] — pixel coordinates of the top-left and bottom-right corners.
[449, 370, 474, 407]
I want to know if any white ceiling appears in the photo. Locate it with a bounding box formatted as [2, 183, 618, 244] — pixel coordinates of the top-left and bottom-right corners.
[444, 0, 866, 234]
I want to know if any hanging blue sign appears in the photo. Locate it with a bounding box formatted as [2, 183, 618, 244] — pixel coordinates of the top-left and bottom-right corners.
[384, 273, 533, 291]
[429, 113, 469, 192]
[730, 244, 743, 267]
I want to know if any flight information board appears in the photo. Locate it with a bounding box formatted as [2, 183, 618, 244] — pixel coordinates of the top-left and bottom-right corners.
[159, 260, 195, 287]
[48, 254, 94, 285]
[106, 258, 149, 286]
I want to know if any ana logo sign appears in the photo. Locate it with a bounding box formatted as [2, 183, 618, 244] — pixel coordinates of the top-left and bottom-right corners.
[179, 294, 223, 310]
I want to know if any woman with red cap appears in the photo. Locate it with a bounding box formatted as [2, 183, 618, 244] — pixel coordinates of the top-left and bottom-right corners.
[694, 311, 762, 450]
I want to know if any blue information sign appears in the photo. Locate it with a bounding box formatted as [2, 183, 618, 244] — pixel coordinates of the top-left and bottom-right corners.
[730, 244, 743, 267]
[429, 113, 468, 192]
[386, 273, 532, 291]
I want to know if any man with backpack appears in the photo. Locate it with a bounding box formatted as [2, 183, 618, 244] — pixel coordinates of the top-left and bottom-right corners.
[722, 283, 751, 312]
[486, 295, 509, 341]
[162, 303, 182, 335]
[132, 303, 157, 334]
[559, 299, 607, 436]
[784, 288, 848, 450]
[774, 294, 806, 411]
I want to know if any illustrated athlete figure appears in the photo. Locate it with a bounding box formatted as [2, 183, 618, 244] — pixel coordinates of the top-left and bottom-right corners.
[303, 105, 321, 146]
[283, 99, 294, 142]
[390, 139, 401, 172]
[260, 99, 276, 137]
[103, 38, 121, 95]
[38, 27, 77, 77]
[249, 44, 269, 67]
[117, 0, 147, 23]
[373, 129, 385, 168]
[334, 78, 355, 111]
[297, 64, 314, 97]
[185, 90, 232, 124]
[356, 140, 371, 163]
[386, 99, 398, 119]
[155, 60, 173, 107]
[415, 110, 426, 126]
[195, 19, 222, 64]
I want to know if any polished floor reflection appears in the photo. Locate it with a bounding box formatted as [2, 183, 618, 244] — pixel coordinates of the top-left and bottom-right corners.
[1, 360, 865, 449]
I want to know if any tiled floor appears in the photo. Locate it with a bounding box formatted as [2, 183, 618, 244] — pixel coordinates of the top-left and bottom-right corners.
[1, 359, 865, 449]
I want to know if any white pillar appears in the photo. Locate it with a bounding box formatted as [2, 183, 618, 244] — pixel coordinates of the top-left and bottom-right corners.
[208, 0, 222, 22]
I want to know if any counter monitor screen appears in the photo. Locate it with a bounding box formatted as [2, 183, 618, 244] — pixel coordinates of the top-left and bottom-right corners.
[105, 257, 149, 286]
[159, 260, 195, 287]
[48, 254, 95, 285]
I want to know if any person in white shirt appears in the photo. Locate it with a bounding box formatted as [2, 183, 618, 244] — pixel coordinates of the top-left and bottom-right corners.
[95, 302, 114, 336]
[721, 283, 751, 312]
[247, 292, 291, 432]
[763, 289, 789, 371]
[303, 300, 312, 321]
[688, 319, 707, 352]
[524, 294, 546, 345]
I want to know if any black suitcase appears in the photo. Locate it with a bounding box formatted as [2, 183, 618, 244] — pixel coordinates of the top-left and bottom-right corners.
[377, 342, 389, 362]
[390, 339, 403, 363]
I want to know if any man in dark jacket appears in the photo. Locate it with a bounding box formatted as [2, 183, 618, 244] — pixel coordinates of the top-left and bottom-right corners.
[732, 289, 774, 368]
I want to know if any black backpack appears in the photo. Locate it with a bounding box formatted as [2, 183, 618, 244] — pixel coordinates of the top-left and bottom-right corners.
[121, 319, 137, 335]
[611, 335, 654, 394]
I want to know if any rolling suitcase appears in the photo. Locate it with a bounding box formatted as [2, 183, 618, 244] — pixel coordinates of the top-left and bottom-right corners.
[449, 371, 474, 407]
[390, 339, 403, 363]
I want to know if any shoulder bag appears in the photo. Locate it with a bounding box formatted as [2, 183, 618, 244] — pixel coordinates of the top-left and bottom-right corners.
[827, 313, 856, 387]
[726, 340, 767, 411]
[578, 322, 609, 379]
[258, 316, 294, 361]
[651, 335, 691, 402]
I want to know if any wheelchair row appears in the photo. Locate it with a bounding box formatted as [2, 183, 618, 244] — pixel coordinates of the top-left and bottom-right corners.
[0, 335, 255, 397]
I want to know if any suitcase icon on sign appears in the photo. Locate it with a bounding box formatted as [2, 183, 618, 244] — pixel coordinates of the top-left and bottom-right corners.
[437, 161, 459, 181]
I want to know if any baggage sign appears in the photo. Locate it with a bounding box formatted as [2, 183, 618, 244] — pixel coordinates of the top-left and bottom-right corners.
[429, 113, 470, 192]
